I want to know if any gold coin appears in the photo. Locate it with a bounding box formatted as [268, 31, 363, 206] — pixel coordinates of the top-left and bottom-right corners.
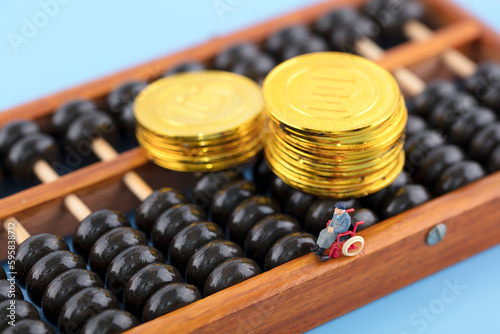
[262, 53, 407, 198]
[263, 52, 400, 133]
[135, 71, 264, 138]
[266, 138, 403, 178]
[138, 126, 266, 161]
[143, 136, 265, 172]
[267, 136, 404, 175]
[267, 95, 407, 147]
[269, 112, 406, 157]
[138, 112, 267, 149]
[134, 70, 267, 172]
[266, 149, 404, 197]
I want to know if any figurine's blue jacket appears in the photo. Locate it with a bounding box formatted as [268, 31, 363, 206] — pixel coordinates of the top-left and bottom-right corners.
[316, 211, 351, 249]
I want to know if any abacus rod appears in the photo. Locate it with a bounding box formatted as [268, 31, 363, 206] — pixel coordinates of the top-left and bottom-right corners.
[355, 38, 426, 97]
[2, 217, 30, 245]
[91, 137, 153, 202]
[33, 160, 92, 221]
[404, 19, 477, 79]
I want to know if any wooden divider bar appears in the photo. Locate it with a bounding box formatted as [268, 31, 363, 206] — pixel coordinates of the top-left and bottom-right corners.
[422, 0, 500, 60]
[0, 148, 147, 220]
[377, 18, 481, 72]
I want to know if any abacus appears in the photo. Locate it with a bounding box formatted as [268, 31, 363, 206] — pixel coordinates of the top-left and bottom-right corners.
[1, 0, 500, 333]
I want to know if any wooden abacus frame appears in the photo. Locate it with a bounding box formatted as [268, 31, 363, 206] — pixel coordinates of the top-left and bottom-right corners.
[1, 0, 500, 333]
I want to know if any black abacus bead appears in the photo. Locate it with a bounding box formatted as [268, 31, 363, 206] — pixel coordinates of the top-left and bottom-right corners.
[73, 210, 131, 261]
[26, 250, 86, 306]
[468, 123, 500, 162]
[285, 189, 316, 226]
[42, 269, 103, 325]
[169, 222, 225, 275]
[411, 80, 458, 117]
[15, 233, 69, 288]
[89, 227, 148, 280]
[124, 263, 182, 321]
[415, 145, 466, 189]
[0, 280, 23, 301]
[214, 43, 261, 71]
[266, 25, 311, 57]
[434, 161, 486, 196]
[152, 204, 207, 256]
[3, 319, 55, 334]
[163, 61, 206, 77]
[210, 179, 256, 227]
[329, 10, 380, 52]
[118, 103, 136, 134]
[264, 232, 317, 271]
[106, 245, 165, 300]
[0, 266, 6, 280]
[204, 258, 261, 297]
[81, 309, 139, 334]
[280, 35, 329, 61]
[65, 111, 119, 151]
[6, 133, 60, 180]
[304, 198, 360, 236]
[315, 8, 360, 37]
[136, 187, 189, 236]
[143, 283, 202, 322]
[270, 176, 293, 207]
[52, 99, 97, 136]
[252, 154, 274, 193]
[404, 130, 446, 170]
[107, 81, 148, 117]
[464, 61, 500, 111]
[0, 300, 39, 332]
[231, 52, 276, 82]
[429, 93, 478, 131]
[186, 240, 244, 292]
[352, 208, 379, 232]
[449, 107, 496, 146]
[58, 287, 119, 334]
[227, 196, 281, 245]
[363, 0, 424, 38]
[406, 114, 428, 138]
[381, 184, 432, 219]
[0, 120, 40, 157]
[488, 146, 500, 173]
[245, 214, 301, 267]
[192, 170, 241, 209]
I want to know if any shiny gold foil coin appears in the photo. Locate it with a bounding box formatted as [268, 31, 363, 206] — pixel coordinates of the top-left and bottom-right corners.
[263, 52, 401, 133]
[263, 52, 407, 198]
[134, 70, 266, 172]
[135, 71, 264, 138]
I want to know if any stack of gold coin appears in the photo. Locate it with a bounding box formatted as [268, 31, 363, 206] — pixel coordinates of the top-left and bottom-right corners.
[263, 52, 407, 198]
[134, 71, 266, 172]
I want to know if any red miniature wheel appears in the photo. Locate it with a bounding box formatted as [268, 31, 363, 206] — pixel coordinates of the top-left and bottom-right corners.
[342, 236, 364, 256]
[332, 249, 341, 259]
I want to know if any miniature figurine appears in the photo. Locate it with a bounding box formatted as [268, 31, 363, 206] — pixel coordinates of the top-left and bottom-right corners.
[311, 202, 351, 261]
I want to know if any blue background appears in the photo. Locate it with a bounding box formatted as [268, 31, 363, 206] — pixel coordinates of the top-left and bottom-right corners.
[1, 0, 499, 333]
